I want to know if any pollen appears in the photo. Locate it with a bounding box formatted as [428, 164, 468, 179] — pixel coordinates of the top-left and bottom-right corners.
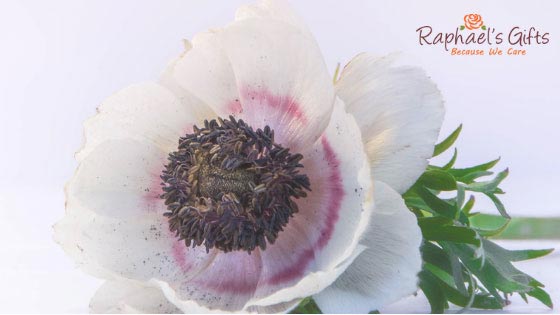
[160, 116, 311, 253]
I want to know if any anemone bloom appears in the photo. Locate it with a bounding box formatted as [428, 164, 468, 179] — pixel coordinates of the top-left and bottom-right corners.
[55, 0, 444, 313]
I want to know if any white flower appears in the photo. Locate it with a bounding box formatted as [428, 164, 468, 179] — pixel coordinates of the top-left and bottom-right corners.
[54, 0, 444, 313]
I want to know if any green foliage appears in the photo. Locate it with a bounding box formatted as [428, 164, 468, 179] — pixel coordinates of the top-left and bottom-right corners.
[405, 125, 554, 313]
[471, 214, 560, 239]
[291, 297, 322, 314]
[291, 124, 553, 314]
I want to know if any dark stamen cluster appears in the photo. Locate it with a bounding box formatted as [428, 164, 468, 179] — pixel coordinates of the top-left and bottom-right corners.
[160, 116, 311, 253]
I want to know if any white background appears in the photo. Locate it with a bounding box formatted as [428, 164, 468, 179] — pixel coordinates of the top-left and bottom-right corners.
[0, 0, 558, 313]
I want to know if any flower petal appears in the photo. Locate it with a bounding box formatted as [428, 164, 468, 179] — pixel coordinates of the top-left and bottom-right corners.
[164, 250, 263, 311]
[154, 279, 300, 314]
[55, 198, 217, 287]
[169, 30, 237, 118]
[171, 18, 335, 152]
[235, 0, 310, 35]
[67, 139, 168, 219]
[60, 138, 219, 282]
[244, 299, 301, 313]
[90, 280, 181, 314]
[159, 41, 218, 122]
[62, 171, 268, 313]
[313, 180, 423, 313]
[336, 53, 444, 193]
[248, 98, 373, 306]
[76, 83, 201, 161]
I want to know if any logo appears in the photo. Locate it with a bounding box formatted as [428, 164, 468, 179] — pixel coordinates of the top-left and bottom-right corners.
[416, 14, 550, 56]
[462, 14, 485, 31]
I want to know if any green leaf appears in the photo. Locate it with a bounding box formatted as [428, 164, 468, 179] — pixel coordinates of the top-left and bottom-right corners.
[519, 292, 529, 303]
[432, 273, 503, 310]
[422, 241, 453, 274]
[475, 219, 510, 237]
[458, 171, 493, 184]
[449, 253, 467, 294]
[481, 240, 553, 262]
[419, 216, 453, 226]
[404, 195, 431, 211]
[449, 247, 531, 301]
[510, 249, 554, 261]
[433, 124, 462, 157]
[472, 214, 511, 237]
[418, 169, 457, 191]
[460, 25, 466, 30]
[449, 241, 535, 294]
[414, 186, 457, 218]
[419, 270, 447, 313]
[290, 297, 322, 314]
[425, 263, 456, 287]
[527, 287, 553, 308]
[485, 193, 510, 219]
[421, 225, 481, 246]
[456, 183, 466, 216]
[465, 169, 508, 193]
[443, 148, 458, 169]
[462, 195, 475, 214]
[481, 25, 487, 30]
[448, 158, 500, 178]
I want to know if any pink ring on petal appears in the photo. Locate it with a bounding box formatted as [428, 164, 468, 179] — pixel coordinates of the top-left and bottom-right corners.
[171, 240, 189, 273]
[230, 85, 315, 152]
[250, 134, 346, 304]
[266, 136, 343, 285]
[238, 86, 308, 123]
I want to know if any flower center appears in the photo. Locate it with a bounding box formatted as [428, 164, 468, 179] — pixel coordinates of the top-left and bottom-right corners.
[160, 116, 310, 253]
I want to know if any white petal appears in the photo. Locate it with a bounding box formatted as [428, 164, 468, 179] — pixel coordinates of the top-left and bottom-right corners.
[76, 83, 200, 161]
[168, 250, 263, 311]
[59, 139, 218, 283]
[248, 98, 373, 307]
[55, 199, 216, 287]
[90, 280, 181, 314]
[171, 18, 335, 152]
[68, 139, 167, 219]
[55, 206, 228, 315]
[61, 145, 292, 313]
[336, 53, 445, 193]
[56, 198, 298, 314]
[314, 180, 423, 313]
[171, 30, 237, 118]
[250, 246, 366, 308]
[244, 299, 301, 313]
[235, 0, 310, 35]
[153, 279, 300, 314]
[159, 41, 218, 122]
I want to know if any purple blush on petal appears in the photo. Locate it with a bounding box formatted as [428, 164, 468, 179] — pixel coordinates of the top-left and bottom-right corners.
[228, 86, 307, 123]
[316, 136, 344, 249]
[266, 136, 344, 285]
[172, 240, 189, 272]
